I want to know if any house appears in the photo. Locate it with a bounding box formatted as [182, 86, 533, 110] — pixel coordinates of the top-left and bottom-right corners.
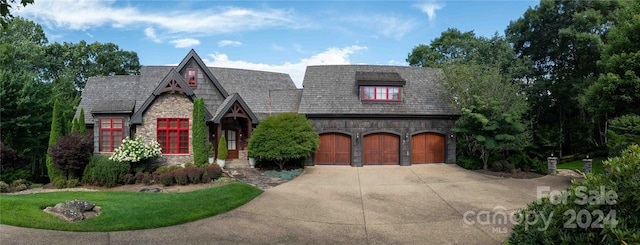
[76, 50, 459, 167]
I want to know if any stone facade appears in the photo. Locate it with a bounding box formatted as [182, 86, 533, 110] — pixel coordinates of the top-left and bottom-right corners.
[306, 117, 457, 166]
[135, 93, 194, 166]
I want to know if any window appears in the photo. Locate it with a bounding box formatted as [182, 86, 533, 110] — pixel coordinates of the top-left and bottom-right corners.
[157, 118, 189, 154]
[361, 86, 401, 101]
[100, 118, 123, 152]
[187, 69, 196, 86]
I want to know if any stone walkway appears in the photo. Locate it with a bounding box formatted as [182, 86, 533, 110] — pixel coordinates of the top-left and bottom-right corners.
[226, 168, 291, 190]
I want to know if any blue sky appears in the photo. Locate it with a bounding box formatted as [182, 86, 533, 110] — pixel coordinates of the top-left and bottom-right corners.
[15, 0, 537, 87]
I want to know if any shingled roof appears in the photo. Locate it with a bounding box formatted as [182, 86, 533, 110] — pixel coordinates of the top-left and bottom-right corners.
[298, 65, 459, 116]
[209, 67, 297, 120]
[77, 65, 298, 124]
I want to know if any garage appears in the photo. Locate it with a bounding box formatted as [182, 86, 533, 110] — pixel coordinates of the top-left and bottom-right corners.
[411, 133, 445, 164]
[363, 133, 400, 165]
[315, 133, 351, 165]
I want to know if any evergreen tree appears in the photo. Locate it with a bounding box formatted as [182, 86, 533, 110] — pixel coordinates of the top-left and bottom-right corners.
[78, 108, 87, 135]
[192, 98, 207, 167]
[46, 99, 66, 182]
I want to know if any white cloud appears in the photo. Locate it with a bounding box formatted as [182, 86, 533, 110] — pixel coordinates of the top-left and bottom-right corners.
[169, 38, 201, 48]
[414, 1, 445, 21]
[218, 40, 242, 47]
[144, 27, 161, 43]
[16, 1, 297, 35]
[203, 45, 367, 87]
[345, 15, 417, 40]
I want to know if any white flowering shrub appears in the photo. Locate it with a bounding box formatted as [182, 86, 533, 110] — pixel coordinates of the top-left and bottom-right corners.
[109, 136, 162, 163]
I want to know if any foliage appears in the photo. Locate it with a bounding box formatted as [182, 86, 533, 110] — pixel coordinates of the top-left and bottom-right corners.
[184, 167, 204, 184]
[0, 183, 263, 231]
[1, 17, 140, 179]
[158, 172, 175, 186]
[607, 114, 640, 157]
[46, 99, 67, 182]
[82, 154, 130, 188]
[0, 0, 33, 29]
[109, 136, 162, 167]
[203, 164, 223, 182]
[406, 28, 530, 81]
[264, 169, 302, 180]
[0, 167, 30, 183]
[173, 170, 188, 185]
[0, 181, 8, 193]
[440, 63, 529, 169]
[506, 0, 622, 154]
[123, 173, 135, 185]
[455, 156, 483, 170]
[248, 112, 319, 170]
[192, 98, 207, 167]
[583, 1, 640, 119]
[49, 133, 93, 180]
[217, 135, 228, 160]
[509, 145, 640, 244]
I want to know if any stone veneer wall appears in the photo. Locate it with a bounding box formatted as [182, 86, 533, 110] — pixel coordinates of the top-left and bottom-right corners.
[136, 93, 194, 167]
[305, 118, 457, 166]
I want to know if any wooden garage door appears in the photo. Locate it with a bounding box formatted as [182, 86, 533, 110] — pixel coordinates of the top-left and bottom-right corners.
[363, 133, 399, 165]
[315, 133, 351, 165]
[411, 133, 445, 164]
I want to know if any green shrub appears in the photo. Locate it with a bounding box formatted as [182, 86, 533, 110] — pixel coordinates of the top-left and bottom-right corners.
[456, 156, 483, 170]
[507, 152, 537, 172]
[174, 170, 188, 185]
[490, 160, 505, 171]
[192, 98, 208, 167]
[0, 168, 31, 183]
[52, 176, 67, 189]
[0, 181, 9, 193]
[248, 112, 319, 170]
[531, 159, 547, 174]
[82, 154, 130, 188]
[607, 114, 640, 157]
[66, 178, 80, 188]
[509, 145, 640, 244]
[158, 172, 175, 186]
[156, 166, 169, 173]
[217, 135, 228, 160]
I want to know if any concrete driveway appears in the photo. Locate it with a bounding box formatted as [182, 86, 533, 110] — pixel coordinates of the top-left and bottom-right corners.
[1, 164, 572, 244]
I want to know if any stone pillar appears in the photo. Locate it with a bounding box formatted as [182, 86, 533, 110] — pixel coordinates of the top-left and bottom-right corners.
[583, 158, 593, 174]
[547, 156, 558, 175]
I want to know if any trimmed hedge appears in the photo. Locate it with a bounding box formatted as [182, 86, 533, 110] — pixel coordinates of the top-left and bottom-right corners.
[82, 154, 130, 187]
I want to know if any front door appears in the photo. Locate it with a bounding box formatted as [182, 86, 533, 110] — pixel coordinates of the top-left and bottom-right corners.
[223, 129, 238, 159]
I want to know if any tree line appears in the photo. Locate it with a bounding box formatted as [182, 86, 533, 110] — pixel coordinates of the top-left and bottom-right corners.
[1, 17, 140, 182]
[407, 0, 640, 169]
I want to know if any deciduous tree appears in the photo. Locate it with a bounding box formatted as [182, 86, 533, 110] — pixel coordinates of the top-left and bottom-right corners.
[248, 113, 319, 170]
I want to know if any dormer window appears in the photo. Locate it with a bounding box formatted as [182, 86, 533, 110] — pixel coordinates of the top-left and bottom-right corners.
[187, 69, 196, 87]
[356, 71, 405, 102]
[362, 86, 401, 101]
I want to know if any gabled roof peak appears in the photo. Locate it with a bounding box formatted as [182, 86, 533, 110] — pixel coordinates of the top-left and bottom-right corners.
[175, 49, 229, 98]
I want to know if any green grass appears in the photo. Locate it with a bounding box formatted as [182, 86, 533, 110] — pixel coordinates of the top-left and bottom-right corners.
[557, 157, 605, 175]
[0, 182, 262, 231]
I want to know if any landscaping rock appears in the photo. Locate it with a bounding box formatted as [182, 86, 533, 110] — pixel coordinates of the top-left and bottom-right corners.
[139, 187, 162, 193]
[43, 200, 100, 222]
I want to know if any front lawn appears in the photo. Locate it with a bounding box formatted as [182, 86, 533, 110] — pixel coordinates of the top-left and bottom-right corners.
[557, 157, 605, 175]
[0, 182, 262, 231]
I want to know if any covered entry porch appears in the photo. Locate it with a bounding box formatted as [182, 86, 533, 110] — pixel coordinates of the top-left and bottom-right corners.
[211, 94, 258, 160]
